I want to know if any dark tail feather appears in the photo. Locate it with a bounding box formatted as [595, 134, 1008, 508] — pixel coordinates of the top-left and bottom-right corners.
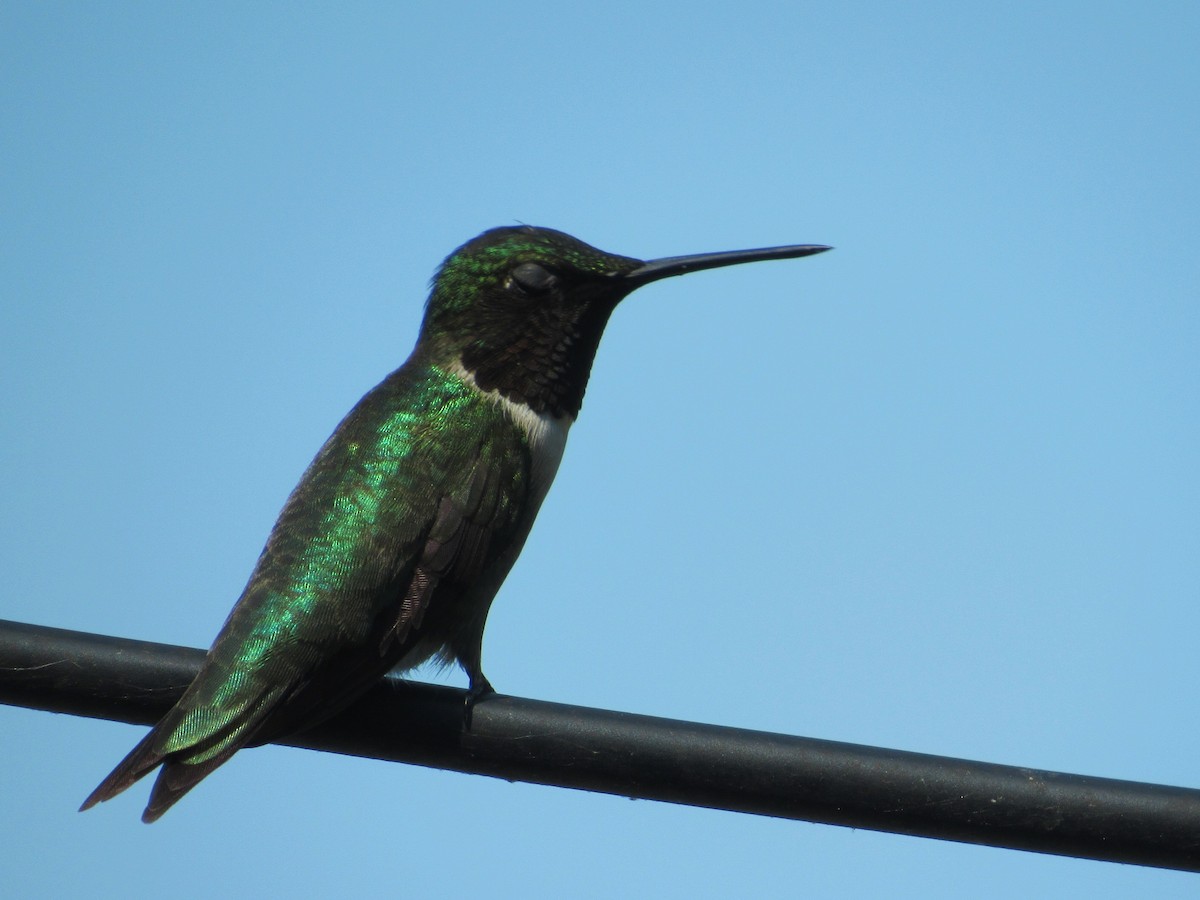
[79, 728, 166, 812]
[141, 751, 238, 823]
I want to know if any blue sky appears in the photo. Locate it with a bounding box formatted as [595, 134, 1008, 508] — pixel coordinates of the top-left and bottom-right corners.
[3, 3, 1198, 897]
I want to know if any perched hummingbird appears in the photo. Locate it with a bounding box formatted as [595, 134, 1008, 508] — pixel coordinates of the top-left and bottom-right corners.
[80, 225, 830, 822]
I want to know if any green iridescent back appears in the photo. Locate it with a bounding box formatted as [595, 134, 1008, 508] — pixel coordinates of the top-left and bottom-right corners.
[155, 357, 531, 762]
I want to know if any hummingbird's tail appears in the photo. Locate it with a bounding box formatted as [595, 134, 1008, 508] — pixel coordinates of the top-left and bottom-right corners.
[78, 728, 165, 812]
[79, 727, 241, 823]
[80, 680, 289, 822]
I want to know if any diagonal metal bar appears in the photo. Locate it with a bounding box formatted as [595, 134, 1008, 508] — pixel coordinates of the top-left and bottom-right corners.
[1, 617, 1197, 871]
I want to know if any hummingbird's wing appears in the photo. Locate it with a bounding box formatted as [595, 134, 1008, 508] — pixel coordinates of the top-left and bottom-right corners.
[379, 455, 503, 657]
[80, 455, 514, 820]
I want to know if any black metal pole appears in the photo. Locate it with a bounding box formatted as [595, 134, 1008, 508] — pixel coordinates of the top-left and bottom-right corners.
[2, 617, 1197, 871]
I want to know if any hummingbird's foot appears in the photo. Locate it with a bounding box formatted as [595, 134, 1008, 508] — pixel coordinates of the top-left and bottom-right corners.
[462, 675, 495, 731]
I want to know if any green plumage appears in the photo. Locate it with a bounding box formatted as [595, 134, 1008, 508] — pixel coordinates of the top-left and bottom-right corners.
[85, 357, 533, 819]
[166, 360, 530, 756]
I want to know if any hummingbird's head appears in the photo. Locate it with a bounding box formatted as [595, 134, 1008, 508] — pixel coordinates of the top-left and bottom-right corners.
[419, 225, 831, 419]
[420, 225, 644, 419]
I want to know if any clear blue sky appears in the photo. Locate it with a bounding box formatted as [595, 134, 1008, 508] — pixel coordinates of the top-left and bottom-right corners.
[3, 3, 1198, 897]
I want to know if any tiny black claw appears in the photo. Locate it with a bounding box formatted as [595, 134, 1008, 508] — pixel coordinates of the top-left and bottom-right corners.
[462, 676, 495, 731]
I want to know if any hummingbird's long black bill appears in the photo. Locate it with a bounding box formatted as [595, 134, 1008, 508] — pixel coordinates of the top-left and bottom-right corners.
[624, 243, 832, 287]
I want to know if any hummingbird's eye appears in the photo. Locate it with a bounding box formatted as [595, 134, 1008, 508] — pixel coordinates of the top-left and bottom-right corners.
[509, 262, 558, 295]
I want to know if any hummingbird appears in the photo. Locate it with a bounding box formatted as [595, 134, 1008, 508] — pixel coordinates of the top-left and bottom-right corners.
[80, 225, 830, 822]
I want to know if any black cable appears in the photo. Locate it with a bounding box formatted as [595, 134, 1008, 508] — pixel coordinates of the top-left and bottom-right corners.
[2, 617, 1197, 871]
